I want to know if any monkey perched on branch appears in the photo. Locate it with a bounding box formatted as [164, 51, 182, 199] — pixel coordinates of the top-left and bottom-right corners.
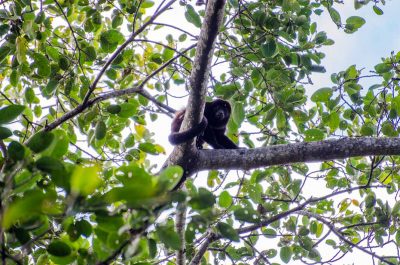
[169, 99, 239, 149]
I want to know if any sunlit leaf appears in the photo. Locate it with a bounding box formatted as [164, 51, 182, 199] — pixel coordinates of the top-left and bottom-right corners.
[71, 165, 102, 196]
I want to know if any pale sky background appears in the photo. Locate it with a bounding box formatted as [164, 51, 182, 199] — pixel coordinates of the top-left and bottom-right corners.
[149, 1, 400, 264]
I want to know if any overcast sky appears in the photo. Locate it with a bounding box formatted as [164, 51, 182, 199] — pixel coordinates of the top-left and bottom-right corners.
[311, 0, 400, 89]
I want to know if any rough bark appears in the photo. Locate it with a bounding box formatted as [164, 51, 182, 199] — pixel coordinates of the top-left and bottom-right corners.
[195, 137, 400, 172]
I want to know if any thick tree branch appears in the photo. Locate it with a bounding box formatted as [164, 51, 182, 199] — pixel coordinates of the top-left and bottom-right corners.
[167, 0, 227, 172]
[195, 137, 400, 172]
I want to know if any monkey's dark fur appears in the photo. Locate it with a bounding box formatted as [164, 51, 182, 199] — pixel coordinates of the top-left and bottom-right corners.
[169, 99, 238, 149]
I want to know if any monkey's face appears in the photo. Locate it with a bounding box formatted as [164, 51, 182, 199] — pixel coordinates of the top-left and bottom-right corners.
[205, 99, 231, 127]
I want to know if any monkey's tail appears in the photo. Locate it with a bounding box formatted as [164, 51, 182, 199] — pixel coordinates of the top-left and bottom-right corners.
[168, 117, 208, 145]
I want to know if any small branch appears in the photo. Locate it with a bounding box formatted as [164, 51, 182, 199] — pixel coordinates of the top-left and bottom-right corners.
[298, 210, 396, 265]
[188, 231, 216, 265]
[82, 0, 177, 105]
[44, 43, 195, 132]
[175, 201, 187, 265]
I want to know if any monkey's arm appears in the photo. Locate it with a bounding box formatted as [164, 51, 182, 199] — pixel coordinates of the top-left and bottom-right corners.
[168, 117, 208, 145]
[214, 130, 239, 149]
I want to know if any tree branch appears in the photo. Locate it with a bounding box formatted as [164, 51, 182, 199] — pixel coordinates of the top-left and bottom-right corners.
[167, 0, 227, 175]
[196, 137, 400, 172]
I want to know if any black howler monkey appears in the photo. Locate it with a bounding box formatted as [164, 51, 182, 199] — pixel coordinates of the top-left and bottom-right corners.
[169, 99, 238, 149]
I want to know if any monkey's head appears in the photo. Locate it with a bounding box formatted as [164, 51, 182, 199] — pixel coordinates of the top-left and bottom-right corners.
[204, 99, 231, 128]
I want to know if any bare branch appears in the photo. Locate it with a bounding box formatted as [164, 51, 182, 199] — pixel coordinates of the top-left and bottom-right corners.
[196, 137, 400, 172]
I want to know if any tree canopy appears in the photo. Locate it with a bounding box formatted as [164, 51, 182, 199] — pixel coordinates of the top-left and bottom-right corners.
[0, 0, 399, 264]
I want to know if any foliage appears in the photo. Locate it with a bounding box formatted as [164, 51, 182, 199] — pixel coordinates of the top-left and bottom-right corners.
[0, 0, 398, 264]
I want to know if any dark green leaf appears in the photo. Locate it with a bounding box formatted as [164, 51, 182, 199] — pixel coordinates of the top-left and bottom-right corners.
[36, 156, 66, 178]
[216, 222, 239, 242]
[95, 121, 107, 140]
[8, 141, 25, 160]
[0, 126, 12, 139]
[234, 207, 260, 223]
[75, 219, 92, 237]
[0, 46, 11, 63]
[260, 38, 276, 57]
[189, 188, 216, 209]
[156, 225, 181, 250]
[32, 53, 51, 77]
[106, 104, 122, 114]
[47, 240, 72, 257]
[26, 131, 54, 153]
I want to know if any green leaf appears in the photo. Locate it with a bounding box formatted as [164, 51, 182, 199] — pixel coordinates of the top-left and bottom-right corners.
[158, 165, 183, 191]
[346, 16, 366, 30]
[234, 207, 260, 223]
[0, 126, 12, 139]
[218, 191, 232, 208]
[25, 87, 36, 103]
[10, 70, 19, 87]
[360, 123, 375, 136]
[0, 46, 11, 63]
[280, 246, 292, 263]
[2, 191, 54, 228]
[329, 8, 341, 25]
[106, 104, 121, 114]
[100, 30, 125, 53]
[36, 156, 66, 179]
[32, 53, 51, 77]
[26, 131, 54, 153]
[41, 129, 69, 158]
[365, 194, 376, 208]
[260, 38, 276, 57]
[156, 225, 181, 250]
[141, 0, 154, 8]
[232, 102, 245, 125]
[311, 88, 332, 102]
[381, 122, 398, 137]
[47, 240, 72, 257]
[216, 222, 239, 242]
[8, 141, 25, 160]
[373, 5, 383, 15]
[71, 165, 102, 196]
[0, 105, 25, 124]
[189, 188, 216, 210]
[374, 63, 392, 74]
[84, 46, 96, 62]
[185, 5, 201, 28]
[46, 46, 60, 61]
[304, 129, 324, 141]
[95, 121, 107, 140]
[75, 219, 92, 237]
[118, 103, 136, 118]
[16, 36, 27, 63]
[263, 228, 277, 238]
